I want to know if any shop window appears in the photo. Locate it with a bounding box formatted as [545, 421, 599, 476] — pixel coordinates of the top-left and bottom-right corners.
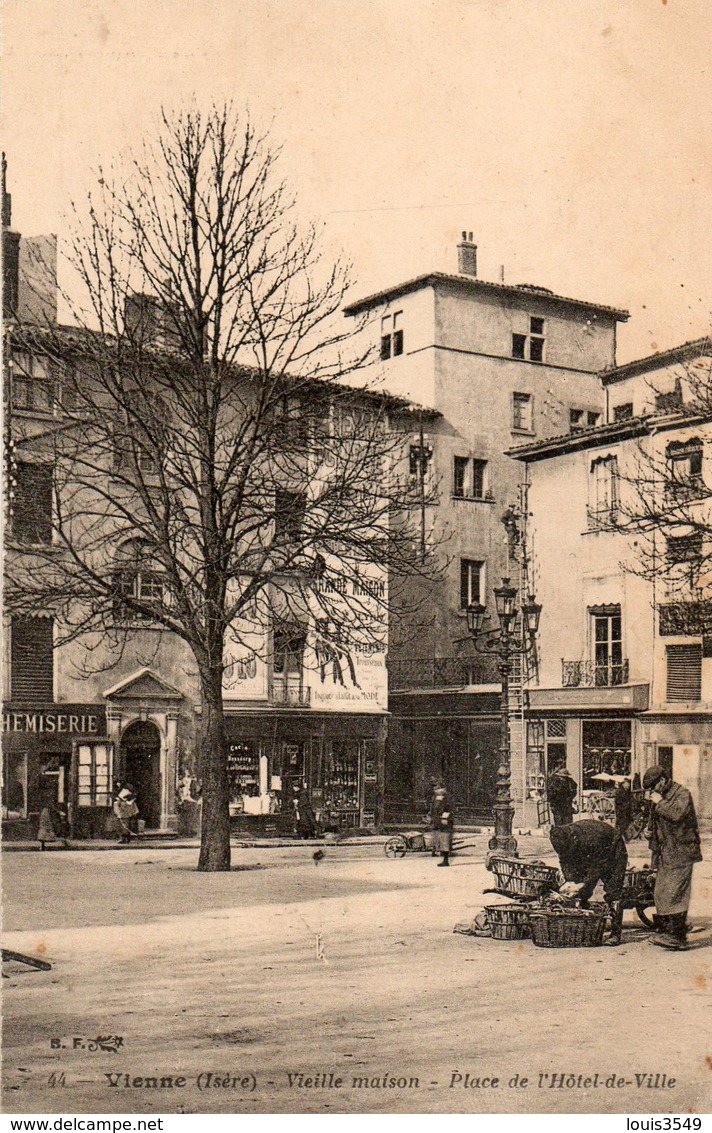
[666, 644, 702, 702]
[76, 742, 113, 807]
[460, 559, 484, 609]
[2, 750, 28, 819]
[582, 720, 631, 791]
[10, 616, 54, 702]
[380, 311, 403, 359]
[227, 741, 260, 813]
[588, 454, 619, 528]
[11, 462, 53, 544]
[325, 741, 360, 814]
[512, 392, 533, 433]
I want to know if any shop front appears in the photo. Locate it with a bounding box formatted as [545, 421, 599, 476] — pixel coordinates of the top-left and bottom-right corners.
[224, 712, 386, 833]
[2, 704, 109, 840]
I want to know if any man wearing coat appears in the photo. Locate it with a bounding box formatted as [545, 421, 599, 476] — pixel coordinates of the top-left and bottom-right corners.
[549, 819, 628, 945]
[547, 765, 578, 826]
[643, 764, 702, 951]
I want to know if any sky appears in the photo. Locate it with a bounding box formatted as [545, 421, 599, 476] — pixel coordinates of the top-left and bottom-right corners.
[2, 0, 711, 362]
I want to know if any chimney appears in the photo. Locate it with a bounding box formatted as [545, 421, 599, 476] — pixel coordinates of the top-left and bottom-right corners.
[457, 231, 477, 277]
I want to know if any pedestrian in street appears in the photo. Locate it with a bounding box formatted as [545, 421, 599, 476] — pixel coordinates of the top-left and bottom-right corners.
[113, 782, 139, 844]
[431, 786, 454, 867]
[642, 764, 702, 951]
[614, 779, 635, 835]
[547, 764, 578, 826]
[549, 819, 628, 945]
[293, 782, 317, 839]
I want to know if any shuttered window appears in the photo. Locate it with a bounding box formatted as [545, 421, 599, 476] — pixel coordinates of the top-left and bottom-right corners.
[666, 644, 702, 702]
[11, 617, 54, 702]
[12, 462, 53, 543]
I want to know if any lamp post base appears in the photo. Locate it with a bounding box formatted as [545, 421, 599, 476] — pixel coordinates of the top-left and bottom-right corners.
[488, 804, 518, 856]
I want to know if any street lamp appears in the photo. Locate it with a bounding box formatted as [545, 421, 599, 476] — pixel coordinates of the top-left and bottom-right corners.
[466, 579, 541, 855]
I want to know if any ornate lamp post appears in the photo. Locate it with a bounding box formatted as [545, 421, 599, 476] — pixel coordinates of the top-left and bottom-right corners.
[466, 580, 541, 855]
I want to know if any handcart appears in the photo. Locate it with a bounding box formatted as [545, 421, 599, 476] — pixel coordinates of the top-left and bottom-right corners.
[621, 865, 657, 927]
[384, 830, 466, 857]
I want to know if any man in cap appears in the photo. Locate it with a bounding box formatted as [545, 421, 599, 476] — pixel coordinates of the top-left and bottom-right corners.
[642, 764, 702, 951]
[549, 819, 628, 945]
[547, 763, 578, 826]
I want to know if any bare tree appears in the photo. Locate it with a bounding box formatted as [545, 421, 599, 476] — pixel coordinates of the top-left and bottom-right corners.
[613, 339, 712, 629]
[5, 105, 440, 870]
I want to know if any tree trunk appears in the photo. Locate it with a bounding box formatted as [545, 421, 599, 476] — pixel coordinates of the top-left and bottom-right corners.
[197, 668, 231, 871]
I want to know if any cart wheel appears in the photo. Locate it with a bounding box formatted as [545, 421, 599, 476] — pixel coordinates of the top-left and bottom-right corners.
[384, 836, 407, 859]
[635, 903, 656, 928]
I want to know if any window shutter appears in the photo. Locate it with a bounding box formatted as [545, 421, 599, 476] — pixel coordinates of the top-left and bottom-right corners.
[13, 463, 53, 543]
[11, 617, 54, 702]
[666, 644, 702, 702]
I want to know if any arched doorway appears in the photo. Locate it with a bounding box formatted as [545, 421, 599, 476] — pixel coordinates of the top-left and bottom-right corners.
[121, 720, 161, 829]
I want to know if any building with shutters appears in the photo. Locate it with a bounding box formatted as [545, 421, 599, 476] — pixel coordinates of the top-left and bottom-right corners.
[343, 235, 629, 825]
[510, 337, 712, 826]
[2, 161, 407, 841]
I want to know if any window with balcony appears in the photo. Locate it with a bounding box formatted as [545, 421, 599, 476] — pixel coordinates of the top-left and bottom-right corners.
[666, 643, 702, 702]
[380, 311, 404, 360]
[460, 559, 484, 609]
[591, 606, 624, 686]
[11, 462, 53, 544]
[588, 454, 619, 528]
[270, 623, 308, 705]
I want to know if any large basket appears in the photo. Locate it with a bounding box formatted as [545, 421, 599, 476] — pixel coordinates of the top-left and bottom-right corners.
[484, 904, 532, 941]
[490, 857, 560, 899]
[528, 908, 607, 948]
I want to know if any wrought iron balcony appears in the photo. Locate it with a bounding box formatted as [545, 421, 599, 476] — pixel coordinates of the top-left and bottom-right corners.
[561, 660, 629, 688]
[388, 656, 493, 691]
[268, 681, 311, 707]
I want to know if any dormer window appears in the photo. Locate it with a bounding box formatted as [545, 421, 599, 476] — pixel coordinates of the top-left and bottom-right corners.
[381, 311, 404, 359]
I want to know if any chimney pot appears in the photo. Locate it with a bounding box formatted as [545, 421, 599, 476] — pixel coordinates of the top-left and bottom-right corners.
[457, 232, 478, 277]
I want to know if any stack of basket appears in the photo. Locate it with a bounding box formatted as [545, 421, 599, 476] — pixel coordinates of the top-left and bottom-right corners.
[479, 858, 609, 947]
[489, 856, 560, 899]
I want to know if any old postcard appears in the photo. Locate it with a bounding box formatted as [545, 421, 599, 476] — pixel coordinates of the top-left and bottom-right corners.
[2, 0, 710, 1121]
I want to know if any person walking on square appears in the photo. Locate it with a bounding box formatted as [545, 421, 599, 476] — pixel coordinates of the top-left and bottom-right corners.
[431, 786, 454, 867]
[643, 764, 702, 951]
[547, 764, 578, 827]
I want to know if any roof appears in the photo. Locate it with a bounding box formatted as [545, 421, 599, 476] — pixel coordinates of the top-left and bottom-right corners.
[508, 408, 712, 463]
[343, 272, 629, 321]
[601, 336, 712, 385]
[7, 319, 441, 420]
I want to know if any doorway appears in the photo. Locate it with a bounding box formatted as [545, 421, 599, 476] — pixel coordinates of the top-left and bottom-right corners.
[121, 720, 162, 829]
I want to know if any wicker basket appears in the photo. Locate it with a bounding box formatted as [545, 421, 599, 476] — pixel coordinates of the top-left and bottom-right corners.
[490, 857, 560, 899]
[484, 904, 532, 941]
[528, 908, 607, 948]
